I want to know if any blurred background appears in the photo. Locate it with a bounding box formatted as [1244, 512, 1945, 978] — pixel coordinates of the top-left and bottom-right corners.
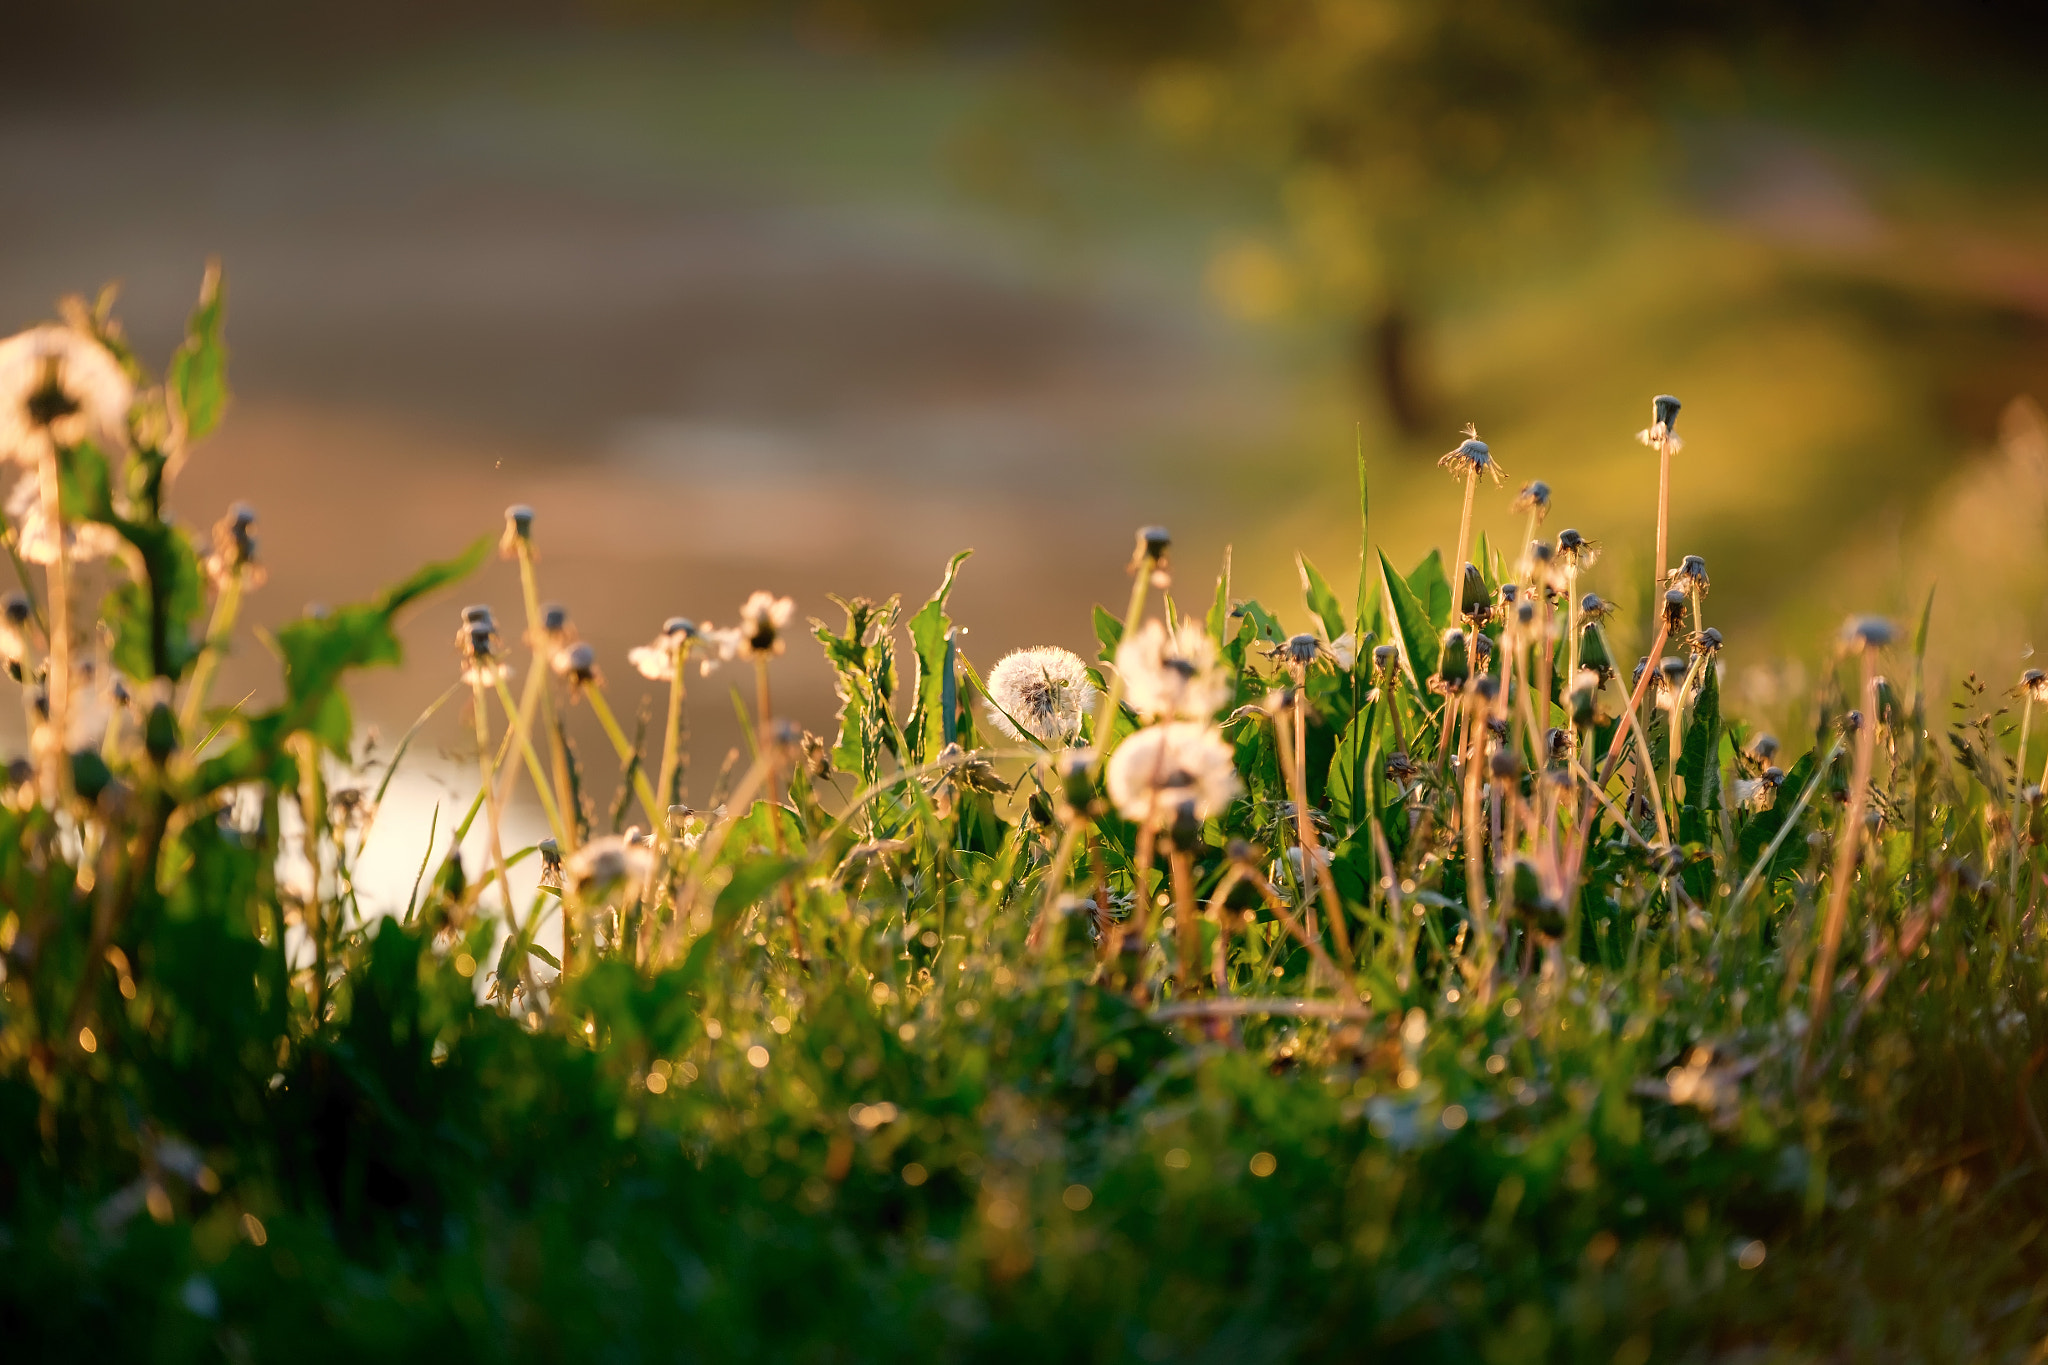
[5, 0, 2048, 887]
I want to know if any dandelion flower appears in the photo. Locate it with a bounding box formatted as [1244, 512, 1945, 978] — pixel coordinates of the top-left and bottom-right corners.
[1116, 619, 1229, 721]
[985, 646, 1096, 745]
[1105, 721, 1240, 825]
[0, 325, 132, 462]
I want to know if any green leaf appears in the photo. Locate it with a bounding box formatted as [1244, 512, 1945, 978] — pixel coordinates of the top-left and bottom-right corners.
[1093, 603, 1124, 662]
[1738, 749, 1817, 878]
[712, 852, 805, 933]
[170, 263, 229, 446]
[1353, 425, 1371, 631]
[1676, 660, 1722, 816]
[906, 549, 971, 764]
[1297, 553, 1346, 642]
[1208, 545, 1232, 647]
[103, 520, 207, 681]
[1326, 704, 1375, 828]
[1405, 549, 1452, 629]
[1378, 549, 1439, 687]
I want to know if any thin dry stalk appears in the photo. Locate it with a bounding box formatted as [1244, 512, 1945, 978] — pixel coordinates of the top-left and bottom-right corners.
[1805, 649, 1881, 1074]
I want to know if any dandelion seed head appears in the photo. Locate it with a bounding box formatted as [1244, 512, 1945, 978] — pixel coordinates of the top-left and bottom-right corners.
[553, 642, 600, 687]
[564, 834, 653, 905]
[986, 646, 1096, 745]
[1512, 481, 1551, 515]
[2024, 670, 2048, 702]
[1843, 616, 1894, 650]
[737, 591, 795, 658]
[0, 325, 133, 463]
[1439, 424, 1505, 484]
[6, 478, 119, 565]
[1117, 619, 1228, 721]
[1104, 721, 1240, 825]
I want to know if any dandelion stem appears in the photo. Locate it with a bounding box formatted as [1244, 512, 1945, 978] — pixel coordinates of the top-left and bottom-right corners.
[1088, 561, 1153, 773]
[38, 443, 72, 804]
[1170, 847, 1201, 989]
[1451, 466, 1478, 606]
[470, 676, 515, 936]
[492, 678, 564, 842]
[180, 567, 245, 738]
[1031, 821, 1083, 956]
[513, 541, 576, 853]
[1654, 435, 1673, 609]
[2014, 693, 2034, 914]
[1804, 649, 1880, 1076]
[585, 684, 662, 828]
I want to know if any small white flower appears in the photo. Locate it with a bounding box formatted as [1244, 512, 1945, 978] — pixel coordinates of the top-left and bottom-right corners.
[628, 617, 703, 681]
[984, 646, 1096, 746]
[7, 477, 120, 565]
[736, 591, 795, 659]
[1105, 721, 1240, 825]
[1115, 618, 1231, 722]
[0, 325, 133, 463]
[563, 834, 655, 905]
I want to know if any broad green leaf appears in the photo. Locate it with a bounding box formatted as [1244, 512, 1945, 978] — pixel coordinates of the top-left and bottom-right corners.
[1676, 661, 1722, 816]
[1378, 549, 1439, 687]
[1297, 553, 1346, 642]
[170, 262, 229, 446]
[906, 549, 970, 764]
[1325, 704, 1375, 828]
[1405, 549, 1451, 629]
[1737, 749, 1817, 879]
[103, 520, 207, 681]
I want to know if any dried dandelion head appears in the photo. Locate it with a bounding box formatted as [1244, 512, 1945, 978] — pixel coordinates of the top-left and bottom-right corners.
[628, 617, 704, 681]
[1638, 394, 1684, 452]
[1439, 424, 1505, 484]
[985, 646, 1096, 746]
[553, 641, 601, 693]
[2023, 669, 2048, 703]
[499, 504, 535, 559]
[204, 503, 265, 592]
[1512, 480, 1551, 519]
[1130, 526, 1172, 588]
[1104, 721, 1240, 826]
[1117, 618, 1230, 721]
[1668, 554, 1710, 596]
[457, 606, 509, 687]
[564, 834, 654, 906]
[1554, 527, 1600, 571]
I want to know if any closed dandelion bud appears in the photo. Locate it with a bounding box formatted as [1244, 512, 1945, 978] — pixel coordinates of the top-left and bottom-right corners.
[144, 701, 177, 764]
[1460, 563, 1489, 621]
[1579, 625, 1611, 675]
[1132, 526, 1172, 587]
[1662, 589, 1687, 633]
[1500, 582, 1518, 606]
[70, 749, 113, 803]
[1436, 629, 1469, 691]
[1873, 677, 1902, 730]
[542, 604, 570, 641]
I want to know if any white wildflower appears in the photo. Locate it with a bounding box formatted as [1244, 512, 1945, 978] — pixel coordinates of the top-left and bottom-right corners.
[984, 646, 1096, 746]
[1115, 618, 1230, 722]
[735, 591, 794, 659]
[1105, 721, 1241, 825]
[0, 325, 132, 462]
[7, 477, 120, 565]
[563, 834, 655, 905]
[628, 617, 702, 681]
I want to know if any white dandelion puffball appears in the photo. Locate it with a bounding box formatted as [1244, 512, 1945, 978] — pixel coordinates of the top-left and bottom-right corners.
[736, 591, 795, 658]
[984, 646, 1097, 746]
[7, 477, 121, 565]
[1105, 721, 1241, 825]
[0, 325, 133, 462]
[564, 834, 655, 904]
[1115, 618, 1231, 721]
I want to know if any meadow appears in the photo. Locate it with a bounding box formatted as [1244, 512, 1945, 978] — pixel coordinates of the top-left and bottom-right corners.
[2, 274, 2045, 1363]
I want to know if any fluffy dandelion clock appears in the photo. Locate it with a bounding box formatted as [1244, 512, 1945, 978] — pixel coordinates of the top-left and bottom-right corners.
[1115, 619, 1229, 722]
[1105, 721, 1240, 825]
[629, 617, 702, 681]
[985, 646, 1096, 746]
[0, 325, 133, 462]
[564, 834, 654, 906]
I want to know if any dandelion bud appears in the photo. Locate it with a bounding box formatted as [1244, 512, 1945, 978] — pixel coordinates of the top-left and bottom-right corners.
[1873, 676, 1901, 729]
[1500, 582, 1518, 605]
[1436, 629, 1469, 692]
[541, 604, 570, 636]
[1489, 747, 1521, 780]
[1579, 626, 1611, 675]
[1459, 563, 1489, 621]
[1653, 395, 1681, 430]
[1283, 633, 1320, 666]
[1166, 799, 1203, 851]
[1842, 616, 1894, 650]
[1580, 593, 1609, 619]
[1053, 748, 1100, 819]
[1555, 528, 1599, 569]
[144, 700, 177, 764]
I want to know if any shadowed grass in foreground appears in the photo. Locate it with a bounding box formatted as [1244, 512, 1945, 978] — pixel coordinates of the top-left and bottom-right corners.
[1, 277, 2045, 1363]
